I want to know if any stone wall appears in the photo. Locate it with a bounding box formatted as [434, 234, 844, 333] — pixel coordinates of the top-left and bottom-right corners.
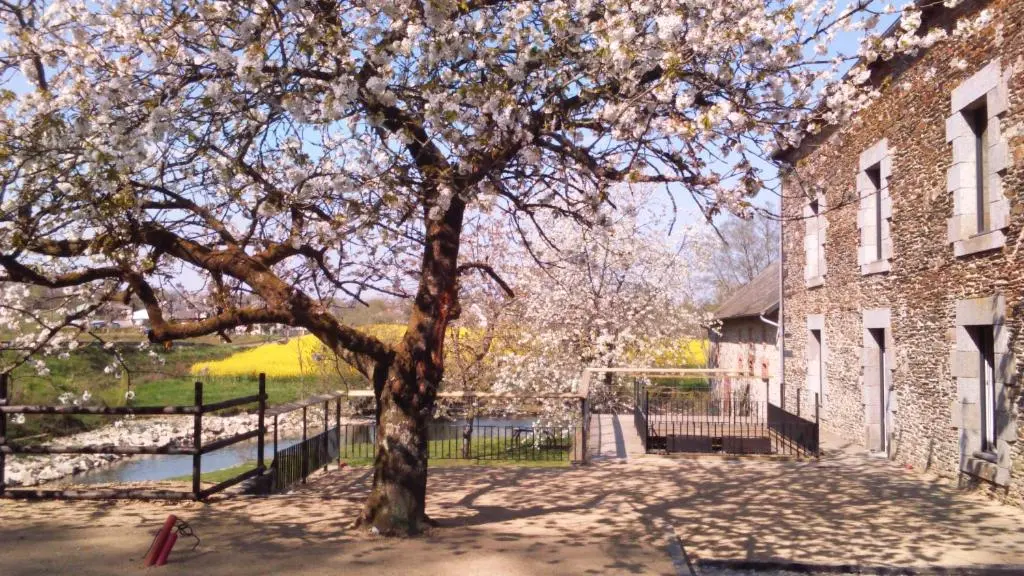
[710, 314, 778, 404]
[780, 0, 1024, 508]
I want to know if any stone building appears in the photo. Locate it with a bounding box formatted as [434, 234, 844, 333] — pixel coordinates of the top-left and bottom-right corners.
[777, 0, 1023, 507]
[710, 261, 780, 405]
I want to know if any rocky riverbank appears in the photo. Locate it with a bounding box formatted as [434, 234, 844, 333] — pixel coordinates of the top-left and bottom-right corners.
[4, 411, 371, 487]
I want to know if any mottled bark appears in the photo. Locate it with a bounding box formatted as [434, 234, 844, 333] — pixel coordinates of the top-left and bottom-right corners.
[358, 364, 431, 535]
[357, 197, 466, 535]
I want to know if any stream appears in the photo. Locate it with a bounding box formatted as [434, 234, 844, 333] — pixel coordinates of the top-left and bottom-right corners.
[67, 417, 538, 485]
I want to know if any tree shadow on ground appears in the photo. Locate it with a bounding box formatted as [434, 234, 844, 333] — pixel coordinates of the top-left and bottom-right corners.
[2, 436, 1023, 575]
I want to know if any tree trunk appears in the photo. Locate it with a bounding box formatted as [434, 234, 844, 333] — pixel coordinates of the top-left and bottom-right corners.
[462, 415, 474, 459]
[356, 197, 467, 535]
[358, 364, 431, 535]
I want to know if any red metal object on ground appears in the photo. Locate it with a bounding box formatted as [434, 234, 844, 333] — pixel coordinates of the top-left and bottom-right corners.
[144, 515, 177, 567]
[155, 532, 178, 566]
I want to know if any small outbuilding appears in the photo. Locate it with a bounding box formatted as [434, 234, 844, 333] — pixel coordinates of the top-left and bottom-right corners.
[709, 261, 780, 404]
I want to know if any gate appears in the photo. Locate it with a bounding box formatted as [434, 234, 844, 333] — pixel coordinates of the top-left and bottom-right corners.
[635, 379, 818, 458]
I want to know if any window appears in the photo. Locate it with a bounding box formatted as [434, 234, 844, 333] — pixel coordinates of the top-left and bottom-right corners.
[946, 60, 1010, 257]
[862, 309, 892, 455]
[858, 139, 891, 275]
[966, 103, 989, 234]
[952, 295, 1012, 486]
[804, 194, 827, 287]
[968, 325, 997, 453]
[866, 165, 883, 262]
[869, 328, 887, 453]
[805, 315, 826, 411]
[808, 329, 823, 399]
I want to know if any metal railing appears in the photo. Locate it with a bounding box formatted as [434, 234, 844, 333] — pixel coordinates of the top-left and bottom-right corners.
[636, 380, 819, 458]
[331, 422, 581, 464]
[633, 380, 649, 449]
[767, 394, 820, 458]
[266, 392, 343, 493]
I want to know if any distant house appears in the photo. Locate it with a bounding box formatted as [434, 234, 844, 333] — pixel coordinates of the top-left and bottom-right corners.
[709, 261, 780, 405]
[131, 309, 150, 327]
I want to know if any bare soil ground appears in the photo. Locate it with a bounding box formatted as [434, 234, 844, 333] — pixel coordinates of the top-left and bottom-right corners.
[3, 436, 1024, 575]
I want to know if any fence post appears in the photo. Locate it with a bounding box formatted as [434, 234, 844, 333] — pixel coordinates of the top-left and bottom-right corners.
[335, 397, 342, 467]
[797, 388, 801, 418]
[301, 405, 308, 484]
[322, 400, 329, 472]
[257, 373, 266, 475]
[644, 389, 649, 448]
[273, 414, 279, 467]
[192, 381, 203, 500]
[0, 372, 7, 497]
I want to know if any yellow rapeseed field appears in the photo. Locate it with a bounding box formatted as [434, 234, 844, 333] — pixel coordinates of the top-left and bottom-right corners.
[190, 323, 708, 379]
[190, 324, 410, 379]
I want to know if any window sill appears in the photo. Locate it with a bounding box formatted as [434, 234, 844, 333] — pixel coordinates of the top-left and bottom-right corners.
[972, 450, 997, 464]
[861, 260, 891, 276]
[954, 230, 1005, 257]
[806, 276, 825, 289]
[962, 455, 1010, 486]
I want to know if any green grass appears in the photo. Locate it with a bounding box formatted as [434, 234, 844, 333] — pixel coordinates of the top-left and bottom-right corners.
[169, 460, 260, 484]
[1, 341, 363, 440]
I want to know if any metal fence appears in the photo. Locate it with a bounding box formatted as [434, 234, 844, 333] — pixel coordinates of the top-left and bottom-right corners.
[267, 396, 583, 493]
[333, 422, 581, 464]
[272, 426, 341, 492]
[634, 380, 649, 450]
[636, 380, 819, 458]
[767, 401, 819, 457]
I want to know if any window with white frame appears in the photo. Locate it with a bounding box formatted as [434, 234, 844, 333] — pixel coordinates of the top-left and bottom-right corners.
[857, 139, 892, 275]
[803, 194, 827, 288]
[946, 60, 1010, 257]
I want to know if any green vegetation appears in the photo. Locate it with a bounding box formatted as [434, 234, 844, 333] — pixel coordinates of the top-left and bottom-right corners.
[169, 460, 260, 484]
[1, 341, 363, 440]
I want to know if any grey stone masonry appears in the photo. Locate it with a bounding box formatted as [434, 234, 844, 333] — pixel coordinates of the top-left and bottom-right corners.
[779, 0, 1024, 511]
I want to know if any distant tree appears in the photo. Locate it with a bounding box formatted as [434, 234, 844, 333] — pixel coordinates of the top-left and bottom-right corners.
[706, 214, 779, 305]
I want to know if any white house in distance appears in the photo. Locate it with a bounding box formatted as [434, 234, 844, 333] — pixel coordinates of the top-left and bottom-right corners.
[708, 261, 780, 406]
[131, 309, 150, 327]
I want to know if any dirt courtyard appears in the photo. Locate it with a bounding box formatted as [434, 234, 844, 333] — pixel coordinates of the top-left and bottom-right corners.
[3, 440, 1024, 575]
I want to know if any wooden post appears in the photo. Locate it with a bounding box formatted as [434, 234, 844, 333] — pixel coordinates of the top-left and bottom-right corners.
[1, 373, 7, 496]
[257, 373, 266, 475]
[273, 415, 278, 464]
[301, 405, 308, 484]
[192, 381, 203, 499]
[335, 397, 341, 466]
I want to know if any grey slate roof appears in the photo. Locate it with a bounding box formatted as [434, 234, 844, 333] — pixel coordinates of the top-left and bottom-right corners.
[714, 261, 780, 320]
